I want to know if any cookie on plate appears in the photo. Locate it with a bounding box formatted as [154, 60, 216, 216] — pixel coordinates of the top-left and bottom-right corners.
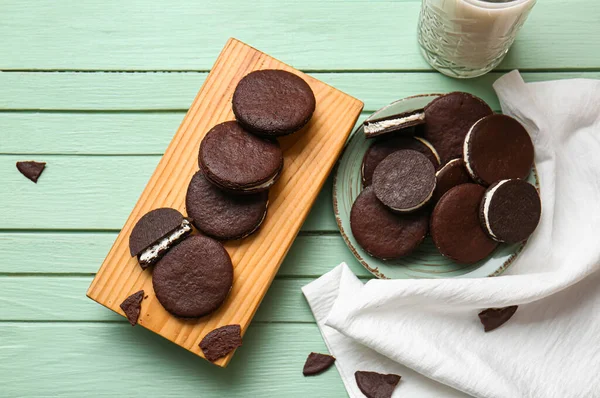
[464, 114, 534, 186]
[372, 150, 436, 213]
[361, 136, 440, 187]
[153, 235, 233, 318]
[350, 186, 428, 260]
[480, 179, 541, 243]
[199, 121, 283, 194]
[432, 158, 472, 203]
[363, 109, 425, 138]
[129, 208, 193, 269]
[423, 92, 493, 164]
[430, 184, 498, 264]
[185, 170, 269, 241]
[232, 69, 316, 136]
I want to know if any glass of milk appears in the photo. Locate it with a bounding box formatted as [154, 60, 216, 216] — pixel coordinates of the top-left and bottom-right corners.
[418, 0, 536, 78]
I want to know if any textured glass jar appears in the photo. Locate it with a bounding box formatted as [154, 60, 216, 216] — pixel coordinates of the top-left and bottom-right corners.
[418, 0, 536, 78]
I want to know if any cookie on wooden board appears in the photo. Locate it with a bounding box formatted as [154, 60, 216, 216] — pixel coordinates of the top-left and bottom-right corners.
[153, 235, 233, 318]
[480, 179, 541, 243]
[199, 121, 283, 194]
[430, 184, 498, 264]
[350, 186, 428, 260]
[129, 208, 193, 269]
[464, 114, 534, 186]
[423, 92, 493, 164]
[185, 170, 268, 241]
[361, 136, 440, 187]
[232, 69, 316, 137]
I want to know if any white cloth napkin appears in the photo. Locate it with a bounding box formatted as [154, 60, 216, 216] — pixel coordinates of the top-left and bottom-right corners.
[302, 71, 600, 398]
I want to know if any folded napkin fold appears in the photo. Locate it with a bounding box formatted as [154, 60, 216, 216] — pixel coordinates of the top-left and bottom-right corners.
[303, 71, 600, 398]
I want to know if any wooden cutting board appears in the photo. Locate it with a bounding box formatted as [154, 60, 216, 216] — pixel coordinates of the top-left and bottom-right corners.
[87, 38, 363, 367]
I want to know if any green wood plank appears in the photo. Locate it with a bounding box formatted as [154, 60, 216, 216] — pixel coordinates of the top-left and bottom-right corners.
[0, 233, 366, 276]
[0, 111, 368, 155]
[0, 155, 336, 231]
[0, 0, 597, 71]
[0, 276, 348, 323]
[0, 323, 344, 397]
[2, 72, 599, 112]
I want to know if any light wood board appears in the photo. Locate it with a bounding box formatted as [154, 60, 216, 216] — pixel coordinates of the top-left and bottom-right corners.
[86, 38, 363, 366]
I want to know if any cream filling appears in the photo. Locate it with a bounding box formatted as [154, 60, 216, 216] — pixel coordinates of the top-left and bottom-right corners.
[482, 180, 509, 241]
[364, 112, 425, 135]
[241, 173, 279, 191]
[414, 136, 442, 166]
[138, 219, 192, 265]
[436, 158, 461, 177]
[463, 118, 484, 183]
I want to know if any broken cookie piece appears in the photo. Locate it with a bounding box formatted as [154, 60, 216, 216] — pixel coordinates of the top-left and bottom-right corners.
[199, 324, 243, 362]
[478, 306, 518, 332]
[16, 161, 46, 183]
[120, 290, 145, 326]
[302, 352, 336, 376]
[128, 208, 193, 269]
[355, 371, 401, 398]
[363, 109, 425, 138]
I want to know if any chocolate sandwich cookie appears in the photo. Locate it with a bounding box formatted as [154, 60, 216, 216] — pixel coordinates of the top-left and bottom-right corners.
[153, 235, 233, 318]
[363, 109, 425, 138]
[232, 69, 316, 136]
[185, 170, 269, 241]
[350, 186, 428, 260]
[372, 150, 436, 213]
[430, 184, 498, 264]
[464, 114, 534, 186]
[432, 158, 472, 203]
[480, 179, 541, 243]
[361, 136, 440, 187]
[423, 92, 493, 164]
[199, 121, 283, 194]
[129, 208, 193, 269]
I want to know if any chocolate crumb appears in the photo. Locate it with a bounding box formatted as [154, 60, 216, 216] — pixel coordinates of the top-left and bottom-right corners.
[200, 324, 243, 362]
[120, 290, 144, 326]
[478, 306, 518, 332]
[16, 161, 46, 183]
[303, 352, 336, 376]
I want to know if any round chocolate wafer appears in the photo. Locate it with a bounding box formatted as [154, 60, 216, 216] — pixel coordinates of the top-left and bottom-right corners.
[372, 150, 436, 213]
[153, 235, 233, 318]
[185, 170, 268, 241]
[480, 179, 541, 243]
[232, 69, 316, 137]
[350, 186, 428, 260]
[464, 114, 534, 186]
[430, 184, 498, 264]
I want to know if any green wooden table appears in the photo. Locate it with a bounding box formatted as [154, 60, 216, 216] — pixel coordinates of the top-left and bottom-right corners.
[1, 1, 598, 396]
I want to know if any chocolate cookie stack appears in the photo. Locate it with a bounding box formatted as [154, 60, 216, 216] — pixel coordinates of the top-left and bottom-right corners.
[123, 70, 315, 343]
[351, 92, 541, 265]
